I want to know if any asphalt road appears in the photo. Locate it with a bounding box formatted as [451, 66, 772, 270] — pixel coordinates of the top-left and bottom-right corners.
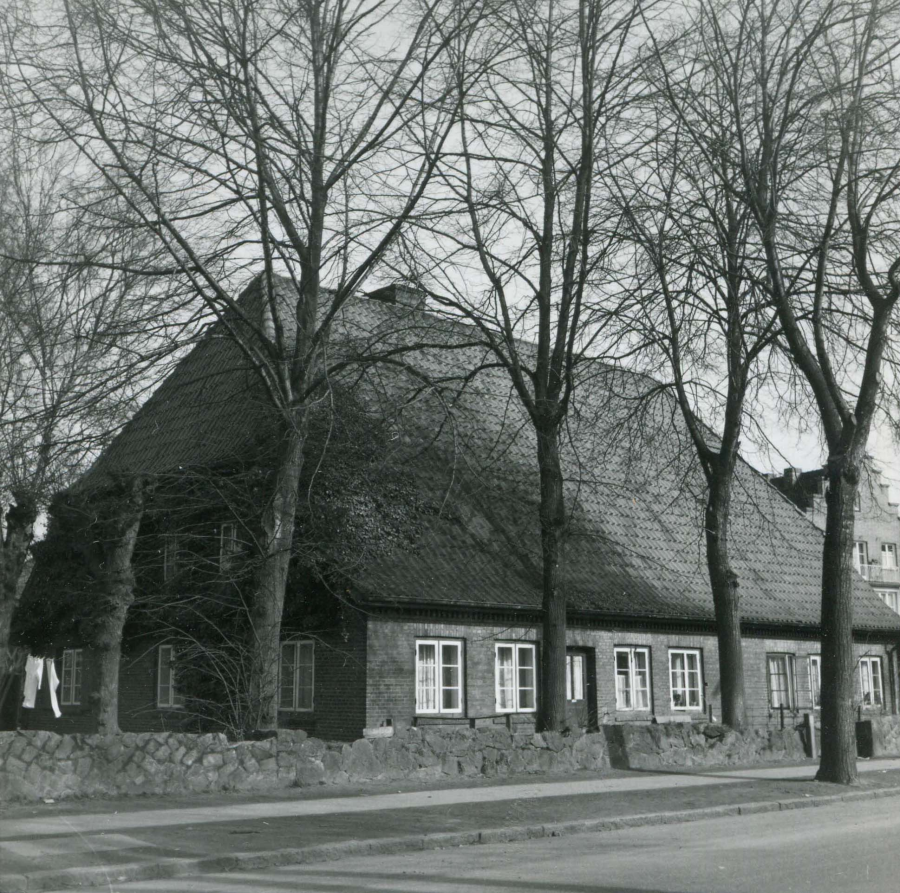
[57, 795, 900, 893]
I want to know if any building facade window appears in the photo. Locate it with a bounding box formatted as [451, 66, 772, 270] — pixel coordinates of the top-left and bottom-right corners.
[60, 649, 83, 706]
[416, 639, 463, 714]
[495, 643, 536, 713]
[854, 541, 869, 570]
[156, 645, 185, 708]
[859, 656, 884, 708]
[809, 655, 822, 709]
[566, 652, 585, 702]
[615, 647, 651, 711]
[669, 649, 702, 710]
[767, 653, 796, 708]
[280, 641, 314, 711]
[876, 589, 899, 613]
[163, 534, 179, 582]
[219, 522, 238, 571]
[881, 543, 897, 570]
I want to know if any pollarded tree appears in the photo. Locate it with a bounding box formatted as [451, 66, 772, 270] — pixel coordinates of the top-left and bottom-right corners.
[3, 0, 485, 730]
[397, 0, 645, 730]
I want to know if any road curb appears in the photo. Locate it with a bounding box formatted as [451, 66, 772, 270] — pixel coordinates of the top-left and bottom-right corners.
[4, 784, 900, 892]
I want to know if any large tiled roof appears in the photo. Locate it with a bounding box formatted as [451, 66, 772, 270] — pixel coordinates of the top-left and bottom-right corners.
[83, 275, 900, 633]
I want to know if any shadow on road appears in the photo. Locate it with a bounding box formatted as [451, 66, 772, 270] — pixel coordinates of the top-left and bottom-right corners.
[283, 866, 692, 893]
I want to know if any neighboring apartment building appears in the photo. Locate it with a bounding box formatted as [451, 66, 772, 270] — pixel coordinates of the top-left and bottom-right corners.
[772, 464, 900, 614]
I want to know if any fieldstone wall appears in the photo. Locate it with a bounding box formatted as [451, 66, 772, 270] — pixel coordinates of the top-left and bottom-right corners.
[857, 715, 900, 757]
[2, 719, 873, 803]
[0, 725, 608, 802]
[603, 722, 808, 770]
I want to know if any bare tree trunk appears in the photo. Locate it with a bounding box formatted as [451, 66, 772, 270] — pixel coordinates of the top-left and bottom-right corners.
[0, 494, 38, 675]
[536, 423, 567, 732]
[705, 474, 746, 731]
[95, 600, 132, 736]
[94, 478, 146, 736]
[816, 462, 860, 784]
[247, 418, 307, 731]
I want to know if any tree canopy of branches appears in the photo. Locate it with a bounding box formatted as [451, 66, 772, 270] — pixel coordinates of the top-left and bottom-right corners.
[609, 11, 789, 730]
[397, 0, 645, 730]
[3, 0, 486, 729]
[671, 0, 900, 782]
[0, 126, 181, 681]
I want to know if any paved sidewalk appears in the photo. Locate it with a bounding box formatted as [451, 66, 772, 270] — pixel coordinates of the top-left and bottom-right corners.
[3, 758, 900, 893]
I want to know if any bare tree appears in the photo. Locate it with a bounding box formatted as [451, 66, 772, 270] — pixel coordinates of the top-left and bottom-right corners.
[611, 29, 785, 730]
[3, 0, 483, 730]
[0, 129, 179, 684]
[397, 0, 644, 730]
[674, 0, 900, 782]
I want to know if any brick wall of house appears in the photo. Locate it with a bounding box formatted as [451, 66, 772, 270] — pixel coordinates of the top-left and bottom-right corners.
[365, 614, 899, 732]
[118, 643, 198, 733]
[278, 607, 367, 741]
[17, 608, 368, 741]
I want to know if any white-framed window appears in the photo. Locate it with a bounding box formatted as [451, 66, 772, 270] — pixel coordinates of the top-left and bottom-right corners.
[416, 639, 464, 714]
[767, 653, 796, 709]
[809, 655, 822, 709]
[60, 649, 83, 706]
[854, 541, 869, 570]
[156, 645, 185, 709]
[219, 522, 238, 571]
[876, 589, 899, 613]
[859, 656, 884, 708]
[495, 643, 537, 713]
[280, 641, 314, 711]
[163, 534, 179, 582]
[669, 649, 702, 711]
[615, 647, 651, 711]
[881, 543, 897, 569]
[566, 652, 586, 702]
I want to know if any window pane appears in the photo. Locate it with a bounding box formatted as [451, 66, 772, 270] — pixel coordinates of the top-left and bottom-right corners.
[297, 643, 314, 710]
[565, 655, 573, 701]
[570, 654, 584, 701]
[768, 655, 789, 707]
[62, 650, 74, 705]
[872, 659, 883, 706]
[417, 643, 437, 712]
[615, 650, 632, 710]
[497, 646, 514, 710]
[671, 650, 701, 709]
[810, 657, 821, 709]
[517, 646, 535, 711]
[670, 653, 686, 707]
[280, 644, 296, 710]
[441, 643, 460, 711]
[158, 646, 172, 707]
[73, 651, 82, 704]
[634, 650, 650, 710]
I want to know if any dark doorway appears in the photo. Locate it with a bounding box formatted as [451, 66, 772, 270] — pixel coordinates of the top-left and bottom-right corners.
[565, 647, 597, 731]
